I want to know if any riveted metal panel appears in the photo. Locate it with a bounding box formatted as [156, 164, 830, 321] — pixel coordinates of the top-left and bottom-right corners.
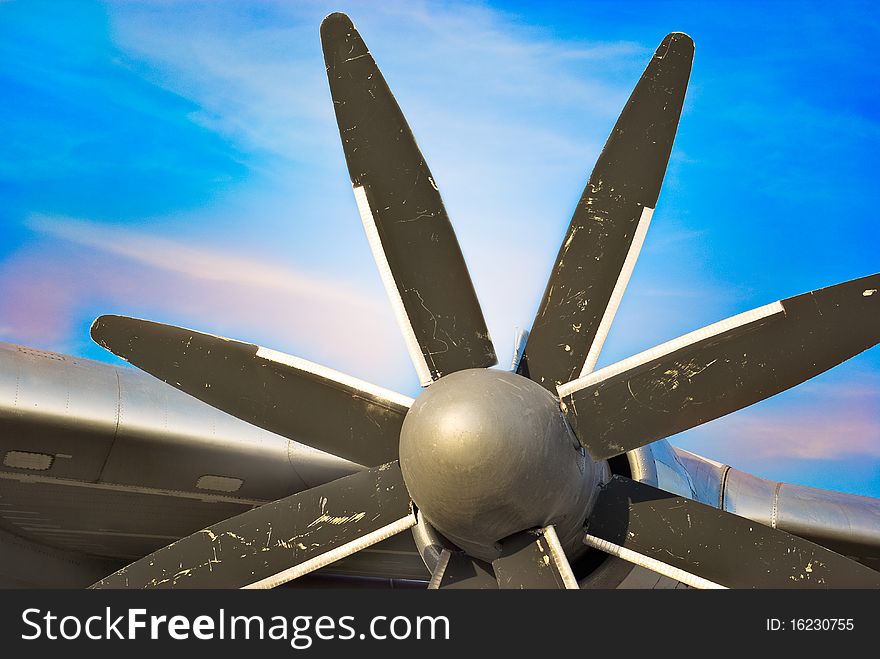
[100, 366, 315, 502]
[0, 343, 118, 481]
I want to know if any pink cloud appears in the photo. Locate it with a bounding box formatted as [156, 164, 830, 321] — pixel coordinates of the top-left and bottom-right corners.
[723, 411, 880, 460]
[0, 217, 421, 392]
[673, 370, 880, 467]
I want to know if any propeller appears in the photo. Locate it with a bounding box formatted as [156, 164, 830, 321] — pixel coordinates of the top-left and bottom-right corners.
[492, 526, 580, 589]
[429, 526, 579, 589]
[89, 13, 880, 589]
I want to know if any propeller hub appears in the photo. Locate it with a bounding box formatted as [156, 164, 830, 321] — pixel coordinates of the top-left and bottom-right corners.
[399, 369, 601, 561]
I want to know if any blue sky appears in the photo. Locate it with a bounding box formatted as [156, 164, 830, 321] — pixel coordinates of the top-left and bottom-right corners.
[1, 0, 878, 496]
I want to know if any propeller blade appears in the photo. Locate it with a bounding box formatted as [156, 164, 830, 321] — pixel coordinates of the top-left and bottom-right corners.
[559, 274, 880, 460]
[321, 13, 497, 385]
[91, 461, 414, 589]
[492, 526, 579, 589]
[584, 475, 880, 588]
[91, 315, 410, 467]
[428, 550, 498, 589]
[518, 33, 693, 391]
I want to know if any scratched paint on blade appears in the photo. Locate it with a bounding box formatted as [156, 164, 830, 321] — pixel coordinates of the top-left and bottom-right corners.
[91, 462, 412, 589]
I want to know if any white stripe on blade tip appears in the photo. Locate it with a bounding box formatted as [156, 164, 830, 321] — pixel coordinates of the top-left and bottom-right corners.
[580, 206, 654, 377]
[353, 185, 434, 386]
[256, 346, 413, 409]
[558, 300, 784, 398]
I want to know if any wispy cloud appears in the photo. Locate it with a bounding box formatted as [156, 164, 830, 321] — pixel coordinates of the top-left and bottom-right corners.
[2, 0, 659, 394]
[106, 1, 646, 162]
[673, 368, 880, 466]
[1, 214, 415, 390]
[722, 413, 880, 461]
[89, 0, 668, 378]
[27, 214, 371, 312]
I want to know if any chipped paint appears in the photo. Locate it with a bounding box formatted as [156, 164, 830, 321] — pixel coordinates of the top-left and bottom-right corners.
[559, 300, 784, 397]
[243, 513, 416, 589]
[90, 461, 415, 589]
[307, 511, 367, 527]
[583, 533, 727, 589]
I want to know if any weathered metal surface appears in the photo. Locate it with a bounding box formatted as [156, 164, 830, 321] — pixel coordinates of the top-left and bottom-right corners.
[560, 274, 880, 460]
[518, 33, 692, 391]
[575, 441, 702, 589]
[107, 365, 339, 498]
[493, 526, 579, 589]
[767, 481, 880, 571]
[91, 461, 414, 589]
[321, 13, 496, 384]
[91, 315, 409, 467]
[428, 550, 498, 589]
[399, 369, 600, 561]
[0, 342, 424, 582]
[669, 447, 726, 507]
[0, 344, 119, 482]
[586, 475, 880, 588]
[673, 449, 880, 572]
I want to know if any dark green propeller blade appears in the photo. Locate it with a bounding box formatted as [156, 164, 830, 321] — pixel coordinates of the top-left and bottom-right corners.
[91, 315, 409, 467]
[585, 476, 880, 588]
[322, 13, 496, 385]
[519, 32, 693, 391]
[560, 274, 880, 460]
